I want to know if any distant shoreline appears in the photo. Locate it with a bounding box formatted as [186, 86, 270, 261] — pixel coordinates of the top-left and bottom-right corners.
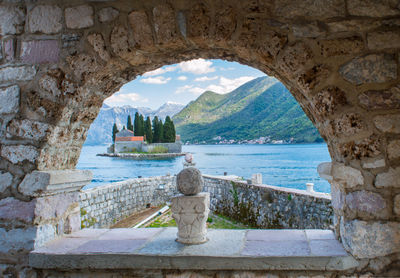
[97, 153, 186, 159]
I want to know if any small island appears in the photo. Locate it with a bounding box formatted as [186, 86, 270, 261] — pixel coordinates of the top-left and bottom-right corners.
[97, 113, 184, 159]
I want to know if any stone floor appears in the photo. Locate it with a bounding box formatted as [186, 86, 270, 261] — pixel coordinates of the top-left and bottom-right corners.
[30, 228, 358, 271]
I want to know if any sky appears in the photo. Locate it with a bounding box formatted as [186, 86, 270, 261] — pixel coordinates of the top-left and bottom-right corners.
[104, 59, 266, 109]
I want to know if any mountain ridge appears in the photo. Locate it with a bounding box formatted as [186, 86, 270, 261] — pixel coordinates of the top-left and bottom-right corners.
[173, 76, 322, 143]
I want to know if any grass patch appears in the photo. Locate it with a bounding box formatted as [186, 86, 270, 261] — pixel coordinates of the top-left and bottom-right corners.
[149, 146, 168, 153]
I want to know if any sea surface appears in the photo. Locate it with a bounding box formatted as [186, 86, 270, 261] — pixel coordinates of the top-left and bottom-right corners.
[77, 144, 331, 193]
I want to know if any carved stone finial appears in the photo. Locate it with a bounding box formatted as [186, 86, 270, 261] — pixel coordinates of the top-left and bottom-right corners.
[176, 167, 203, 195]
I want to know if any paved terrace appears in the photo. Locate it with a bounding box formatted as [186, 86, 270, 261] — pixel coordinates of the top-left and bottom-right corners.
[30, 228, 358, 271]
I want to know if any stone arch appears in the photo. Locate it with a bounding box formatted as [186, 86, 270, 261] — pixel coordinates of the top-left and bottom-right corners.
[0, 0, 399, 275]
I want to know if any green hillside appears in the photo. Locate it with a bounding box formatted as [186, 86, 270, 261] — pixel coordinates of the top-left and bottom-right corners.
[173, 76, 323, 143]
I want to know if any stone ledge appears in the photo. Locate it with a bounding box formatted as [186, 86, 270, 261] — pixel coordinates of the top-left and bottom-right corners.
[30, 228, 358, 271]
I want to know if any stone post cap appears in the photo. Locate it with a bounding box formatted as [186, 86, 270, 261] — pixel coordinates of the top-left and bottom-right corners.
[18, 169, 93, 197]
[177, 167, 203, 195]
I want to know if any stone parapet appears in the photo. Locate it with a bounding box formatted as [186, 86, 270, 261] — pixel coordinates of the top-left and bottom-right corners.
[79, 176, 177, 228]
[203, 175, 333, 229]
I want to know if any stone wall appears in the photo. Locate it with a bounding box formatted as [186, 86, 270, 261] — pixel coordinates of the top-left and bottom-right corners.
[203, 175, 333, 229]
[79, 176, 177, 228]
[142, 142, 182, 153]
[0, 0, 399, 276]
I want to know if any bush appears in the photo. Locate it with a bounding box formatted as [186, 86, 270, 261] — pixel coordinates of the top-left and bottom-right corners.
[149, 146, 168, 153]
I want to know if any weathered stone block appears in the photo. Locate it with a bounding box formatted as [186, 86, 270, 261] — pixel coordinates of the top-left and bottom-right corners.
[28, 5, 62, 34]
[66, 53, 98, 81]
[0, 197, 35, 223]
[187, 3, 211, 40]
[274, 0, 345, 18]
[18, 169, 92, 197]
[388, 140, 400, 160]
[4, 38, 15, 61]
[347, 0, 400, 17]
[345, 191, 386, 214]
[98, 7, 119, 23]
[20, 40, 59, 64]
[153, 4, 178, 44]
[1, 145, 38, 164]
[35, 192, 79, 222]
[359, 86, 400, 110]
[317, 37, 364, 57]
[65, 5, 94, 29]
[339, 54, 397, 85]
[87, 34, 110, 61]
[394, 195, 400, 215]
[334, 113, 364, 136]
[7, 119, 49, 140]
[293, 22, 325, 38]
[338, 135, 381, 160]
[0, 171, 13, 194]
[375, 167, 400, 188]
[332, 163, 364, 188]
[368, 31, 400, 50]
[362, 159, 385, 169]
[341, 219, 400, 258]
[0, 6, 25, 35]
[128, 11, 154, 48]
[0, 66, 37, 82]
[0, 85, 19, 114]
[374, 115, 400, 133]
[0, 227, 36, 254]
[313, 87, 347, 117]
[331, 182, 345, 211]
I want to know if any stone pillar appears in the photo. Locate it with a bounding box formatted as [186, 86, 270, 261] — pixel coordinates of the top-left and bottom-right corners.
[251, 173, 262, 184]
[0, 170, 92, 271]
[171, 167, 210, 244]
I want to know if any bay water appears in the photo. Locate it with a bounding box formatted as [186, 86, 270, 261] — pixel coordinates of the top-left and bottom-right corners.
[77, 144, 331, 193]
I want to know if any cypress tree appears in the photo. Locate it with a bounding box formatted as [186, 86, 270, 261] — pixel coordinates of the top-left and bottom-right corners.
[171, 118, 176, 142]
[152, 116, 159, 143]
[134, 112, 140, 135]
[112, 123, 119, 143]
[158, 119, 164, 143]
[145, 116, 153, 143]
[163, 116, 175, 143]
[138, 114, 145, 136]
[127, 115, 133, 131]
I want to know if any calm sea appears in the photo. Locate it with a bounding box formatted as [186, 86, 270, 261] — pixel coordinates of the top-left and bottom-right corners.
[77, 144, 331, 193]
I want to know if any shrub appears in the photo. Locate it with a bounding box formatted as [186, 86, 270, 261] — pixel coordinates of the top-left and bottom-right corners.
[149, 146, 168, 153]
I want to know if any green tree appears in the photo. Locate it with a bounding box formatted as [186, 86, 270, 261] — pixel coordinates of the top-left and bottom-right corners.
[134, 112, 140, 135]
[127, 115, 133, 131]
[112, 123, 119, 143]
[138, 114, 145, 136]
[145, 116, 153, 143]
[152, 116, 160, 143]
[163, 116, 176, 142]
[158, 119, 164, 143]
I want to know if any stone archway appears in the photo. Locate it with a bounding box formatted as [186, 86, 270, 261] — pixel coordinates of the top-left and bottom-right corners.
[0, 0, 399, 276]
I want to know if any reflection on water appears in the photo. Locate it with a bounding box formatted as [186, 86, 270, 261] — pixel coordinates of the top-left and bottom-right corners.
[77, 144, 331, 193]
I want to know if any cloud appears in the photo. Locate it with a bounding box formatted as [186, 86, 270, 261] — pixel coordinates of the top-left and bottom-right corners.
[177, 75, 187, 81]
[194, 76, 219, 82]
[140, 76, 171, 84]
[142, 65, 177, 77]
[176, 76, 256, 96]
[104, 92, 147, 105]
[178, 59, 215, 75]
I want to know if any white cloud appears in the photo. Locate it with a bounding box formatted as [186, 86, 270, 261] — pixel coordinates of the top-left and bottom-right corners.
[177, 75, 187, 81]
[104, 92, 147, 106]
[194, 76, 219, 82]
[178, 59, 215, 75]
[140, 76, 171, 84]
[142, 65, 177, 77]
[175, 76, 256, 96]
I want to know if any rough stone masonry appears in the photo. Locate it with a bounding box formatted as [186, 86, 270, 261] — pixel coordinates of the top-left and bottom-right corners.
[0, 0, 399, 277]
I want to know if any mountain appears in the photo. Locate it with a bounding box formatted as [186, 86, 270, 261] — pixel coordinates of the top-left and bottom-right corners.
[173, 76, 322, 143]
[85, 102, 184, 145]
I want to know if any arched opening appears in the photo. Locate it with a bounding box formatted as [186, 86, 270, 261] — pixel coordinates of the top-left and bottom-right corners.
[1, 1, 399, 276]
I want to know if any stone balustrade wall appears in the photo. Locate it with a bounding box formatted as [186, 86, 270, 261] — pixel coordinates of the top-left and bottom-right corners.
[203, 175, 333, 229]
[80, 174, 332, 230]
[79, 176, 177, 228]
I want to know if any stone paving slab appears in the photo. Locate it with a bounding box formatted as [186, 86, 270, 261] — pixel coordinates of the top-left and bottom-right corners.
[30, 228, 358, 271]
